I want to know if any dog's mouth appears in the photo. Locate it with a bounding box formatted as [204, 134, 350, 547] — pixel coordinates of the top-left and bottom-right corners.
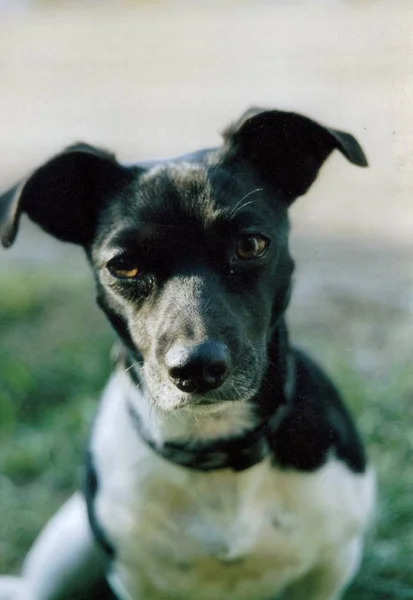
[142, 368, 262, 412]
[167, 393, 246, 411]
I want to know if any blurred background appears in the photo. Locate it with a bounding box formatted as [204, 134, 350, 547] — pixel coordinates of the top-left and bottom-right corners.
[0, 1, 412, 598]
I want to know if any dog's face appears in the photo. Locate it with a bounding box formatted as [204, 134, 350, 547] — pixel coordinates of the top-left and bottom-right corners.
[0, 109, 367, 411]
[92, 163, 292, 410]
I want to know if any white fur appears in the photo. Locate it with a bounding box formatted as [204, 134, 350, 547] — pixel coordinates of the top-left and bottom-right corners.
[0, 578, 28, 600]
[132, 383, 259, 445]
[90, 372, 375, 600]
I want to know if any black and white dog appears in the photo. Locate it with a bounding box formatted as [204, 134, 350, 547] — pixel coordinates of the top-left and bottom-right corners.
[0, 108, 375, 600]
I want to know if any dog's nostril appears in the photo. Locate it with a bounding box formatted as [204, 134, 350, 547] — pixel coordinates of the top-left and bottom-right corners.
[165, 342, 230, 393]
[203, 362, 228, 386]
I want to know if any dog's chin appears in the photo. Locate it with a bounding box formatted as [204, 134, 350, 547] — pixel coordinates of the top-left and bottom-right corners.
[156, 395, 239, 413]
[155, 388, 255, 413]
[186, 401, 233, 415]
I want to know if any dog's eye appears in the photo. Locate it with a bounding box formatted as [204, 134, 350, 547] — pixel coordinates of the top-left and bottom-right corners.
[107, 258, 140, 279]
[235, 235, 268, 260]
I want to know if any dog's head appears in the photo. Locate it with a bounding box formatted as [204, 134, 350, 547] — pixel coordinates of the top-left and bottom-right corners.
[0, 109, 367, 411]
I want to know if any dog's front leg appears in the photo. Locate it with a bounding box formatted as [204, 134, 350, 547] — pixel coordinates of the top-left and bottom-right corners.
[282, 537, 363, 600]
[0, 493, 111, 600]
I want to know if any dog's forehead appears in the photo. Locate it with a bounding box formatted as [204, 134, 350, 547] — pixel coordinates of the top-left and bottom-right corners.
[93, 163, 229, 260]
[134, 162, 236, 224]
[94, 161, 285, 260]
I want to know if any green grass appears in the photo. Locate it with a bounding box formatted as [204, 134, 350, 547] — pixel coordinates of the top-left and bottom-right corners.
[0, 269, 114, 572]
[0, 269, 412, 598]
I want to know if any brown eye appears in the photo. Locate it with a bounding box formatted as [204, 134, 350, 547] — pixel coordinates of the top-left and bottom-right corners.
[235, 235, 268, 260]
[108, 259, 140, 279]
[113, 266, 139, 278]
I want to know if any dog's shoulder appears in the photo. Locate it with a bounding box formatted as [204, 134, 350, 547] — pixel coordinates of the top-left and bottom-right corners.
[270, 349, 367, 473]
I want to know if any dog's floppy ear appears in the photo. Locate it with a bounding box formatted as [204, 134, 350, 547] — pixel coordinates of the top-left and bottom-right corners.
[0, 143, 134, 248]
[221, 108, 368, 202]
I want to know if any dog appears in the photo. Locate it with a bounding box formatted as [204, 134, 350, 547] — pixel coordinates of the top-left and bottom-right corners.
[0, 108, 375, 600]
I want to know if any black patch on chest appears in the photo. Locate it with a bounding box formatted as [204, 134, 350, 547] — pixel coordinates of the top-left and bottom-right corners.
[269, 349, 367, 472]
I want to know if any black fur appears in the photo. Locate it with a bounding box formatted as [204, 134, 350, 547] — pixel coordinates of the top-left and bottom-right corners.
[270, 349, 366, 472]
[84, 451, 116, 558]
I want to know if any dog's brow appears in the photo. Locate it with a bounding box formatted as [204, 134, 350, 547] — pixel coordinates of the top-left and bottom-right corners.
[105, 227, 140, 249]
[105, 223, 177, 247]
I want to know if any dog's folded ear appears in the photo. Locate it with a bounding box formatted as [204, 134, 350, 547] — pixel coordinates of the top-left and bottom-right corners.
[221, 108, 368, 202]
[0, 143, 134, 248]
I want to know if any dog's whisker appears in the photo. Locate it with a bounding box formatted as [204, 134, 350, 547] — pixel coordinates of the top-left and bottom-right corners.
[173, 410, 188, 425]
[229, 187, 263, 219]
[192, 411, 203, 433]
[230, 198, 258, 218]
[124, 360, 143, 374]
[229, 188, 264, 220]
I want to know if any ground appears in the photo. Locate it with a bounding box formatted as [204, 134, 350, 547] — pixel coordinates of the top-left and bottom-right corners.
[0, 1, 412, 598]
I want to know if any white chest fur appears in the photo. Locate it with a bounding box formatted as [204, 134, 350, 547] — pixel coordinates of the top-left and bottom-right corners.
[91, 375, 374, 600]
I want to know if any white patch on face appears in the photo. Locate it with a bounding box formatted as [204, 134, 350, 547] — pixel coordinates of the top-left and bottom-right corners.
[90, 372, 375, 600]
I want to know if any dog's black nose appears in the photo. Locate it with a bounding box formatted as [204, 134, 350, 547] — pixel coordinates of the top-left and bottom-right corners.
[165, 341, 230, 393]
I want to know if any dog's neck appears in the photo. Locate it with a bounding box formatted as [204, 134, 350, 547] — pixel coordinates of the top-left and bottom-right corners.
[117, 322, 293, 471]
